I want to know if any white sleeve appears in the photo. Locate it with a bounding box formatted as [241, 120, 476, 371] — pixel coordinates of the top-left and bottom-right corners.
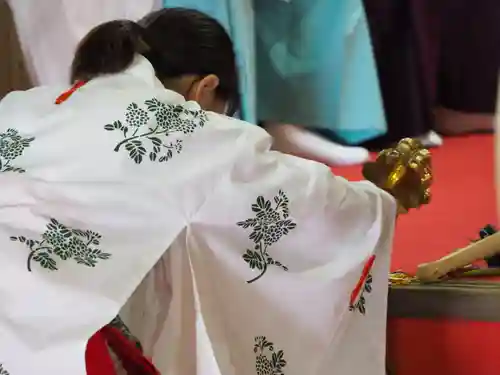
[176, 124, 397, 375]
[193, 128, 397, 274]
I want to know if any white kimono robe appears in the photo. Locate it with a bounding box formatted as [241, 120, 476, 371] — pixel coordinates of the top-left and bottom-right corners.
[0, 56, 396, 375]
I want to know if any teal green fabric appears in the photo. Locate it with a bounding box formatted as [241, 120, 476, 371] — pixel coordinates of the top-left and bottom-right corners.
[163, 0, 386, 144]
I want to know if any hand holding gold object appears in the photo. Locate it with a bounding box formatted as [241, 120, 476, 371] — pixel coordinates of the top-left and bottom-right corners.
[362, 138, 432, 213]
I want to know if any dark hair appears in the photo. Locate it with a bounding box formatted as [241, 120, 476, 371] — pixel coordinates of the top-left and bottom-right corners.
[70, 8, 239, 114]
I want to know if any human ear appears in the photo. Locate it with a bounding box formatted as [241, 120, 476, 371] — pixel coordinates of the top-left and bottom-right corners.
[189, 74, 220, 109]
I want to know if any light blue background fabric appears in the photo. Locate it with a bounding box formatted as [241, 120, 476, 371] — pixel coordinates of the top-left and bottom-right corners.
[163, 0, 386, 144]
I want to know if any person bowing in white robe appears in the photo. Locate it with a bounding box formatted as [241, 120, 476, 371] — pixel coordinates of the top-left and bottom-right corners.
[0, 8, 431, 375]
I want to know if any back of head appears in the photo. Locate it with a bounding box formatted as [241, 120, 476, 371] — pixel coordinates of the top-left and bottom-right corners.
[70, 8, 239, 114]
[70, 20, 147, 83]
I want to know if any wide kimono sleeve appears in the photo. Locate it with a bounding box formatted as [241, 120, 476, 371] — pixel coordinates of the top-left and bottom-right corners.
[176, 122, 397, 375]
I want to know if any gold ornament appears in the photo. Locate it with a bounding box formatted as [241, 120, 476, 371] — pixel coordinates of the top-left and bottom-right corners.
[363, 138, 432, 213]
[389, 271, 418, 286]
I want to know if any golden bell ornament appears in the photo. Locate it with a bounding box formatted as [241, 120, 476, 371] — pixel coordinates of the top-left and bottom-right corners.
[362, 138, 433, 212]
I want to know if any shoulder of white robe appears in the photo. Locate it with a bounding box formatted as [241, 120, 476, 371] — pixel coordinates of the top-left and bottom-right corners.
[0, 64, 203, 374]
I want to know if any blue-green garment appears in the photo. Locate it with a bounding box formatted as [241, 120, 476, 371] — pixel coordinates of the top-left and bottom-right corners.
[162, 0, 386, 144]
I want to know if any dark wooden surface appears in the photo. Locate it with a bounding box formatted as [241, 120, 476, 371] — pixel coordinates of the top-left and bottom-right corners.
[388, 281, 500, 321]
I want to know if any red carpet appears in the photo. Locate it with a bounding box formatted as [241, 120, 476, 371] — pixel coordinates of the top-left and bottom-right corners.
[331, 134, 497, 273]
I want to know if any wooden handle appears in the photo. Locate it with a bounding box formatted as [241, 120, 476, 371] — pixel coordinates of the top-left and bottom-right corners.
[417, 232, 500, 281]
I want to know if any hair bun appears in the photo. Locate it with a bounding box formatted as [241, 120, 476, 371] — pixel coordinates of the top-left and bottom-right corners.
[71, 20, 150, 82]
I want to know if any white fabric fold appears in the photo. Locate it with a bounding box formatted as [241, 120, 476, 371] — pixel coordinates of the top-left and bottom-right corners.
[6, 0, 161, 85]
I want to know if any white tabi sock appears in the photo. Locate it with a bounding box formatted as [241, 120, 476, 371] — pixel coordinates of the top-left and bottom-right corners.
[264, 123, 370, 166]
